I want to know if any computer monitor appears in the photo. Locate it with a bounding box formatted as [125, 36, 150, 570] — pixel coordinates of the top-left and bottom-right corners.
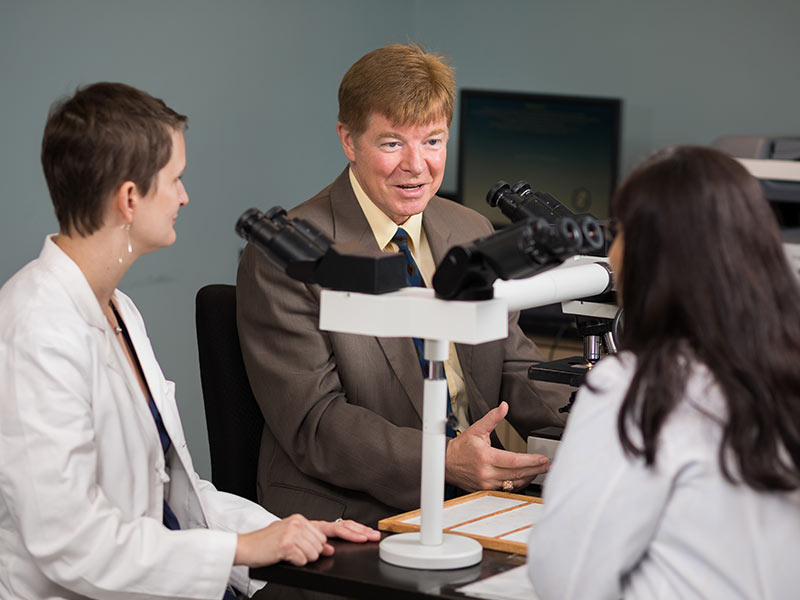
[457, 89, 622, 227]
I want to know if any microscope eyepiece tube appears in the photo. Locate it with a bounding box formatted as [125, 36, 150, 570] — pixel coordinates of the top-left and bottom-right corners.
[556, 217, 583, 252]
[578, 216, 605, 252]
[235, 207, 332, 271]
[487, 180, 554, 223]
[235, 208, 279, 245]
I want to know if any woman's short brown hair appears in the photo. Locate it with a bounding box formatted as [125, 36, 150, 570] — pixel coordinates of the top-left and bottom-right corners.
[41, 82, 187, 236]
[337, 43, 455, 138]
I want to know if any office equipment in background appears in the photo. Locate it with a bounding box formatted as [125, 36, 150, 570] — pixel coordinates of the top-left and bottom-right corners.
[713, 135, 800, 279]
[526, 433, 561, 486]
[457, 89, 620, 334]
[457, 89, 621, 227]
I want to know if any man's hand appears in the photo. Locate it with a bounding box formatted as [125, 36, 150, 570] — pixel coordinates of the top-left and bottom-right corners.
[445, 401, 551, 492]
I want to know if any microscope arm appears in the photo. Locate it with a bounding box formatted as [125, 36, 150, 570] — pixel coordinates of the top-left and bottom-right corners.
[492, 256, 613, 312]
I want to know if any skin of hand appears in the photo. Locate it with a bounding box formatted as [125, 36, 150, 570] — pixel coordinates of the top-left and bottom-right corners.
[234, 514, 380, 567]
[445, 401, 551, 492]
[310, 519, 382, 544]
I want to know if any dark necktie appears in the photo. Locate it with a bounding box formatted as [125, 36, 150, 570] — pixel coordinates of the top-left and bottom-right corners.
[392, 228, 425, 358]
[392, 228, 455, 438]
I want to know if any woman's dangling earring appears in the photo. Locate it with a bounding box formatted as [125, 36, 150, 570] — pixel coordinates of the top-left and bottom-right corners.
[119, 222, 132, 264]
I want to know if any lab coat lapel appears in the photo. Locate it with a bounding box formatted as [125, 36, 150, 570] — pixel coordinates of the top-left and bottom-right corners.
[105, 294, 172, 454]
[112, 296, 179, 448]
[40, 235, 107, 334]
[114, 299, 211, 527]
[41, 239, 166, 458]
[110, 295, 210, 528]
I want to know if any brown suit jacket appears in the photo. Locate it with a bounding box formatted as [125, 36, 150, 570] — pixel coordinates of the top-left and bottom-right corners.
[236, 168, 567, 526]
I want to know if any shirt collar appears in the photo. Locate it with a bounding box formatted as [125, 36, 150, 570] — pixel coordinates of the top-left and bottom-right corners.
[348, 167, 424, 252]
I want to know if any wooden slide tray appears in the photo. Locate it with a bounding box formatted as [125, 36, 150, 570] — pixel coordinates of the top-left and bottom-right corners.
[378, 491, 543, 555]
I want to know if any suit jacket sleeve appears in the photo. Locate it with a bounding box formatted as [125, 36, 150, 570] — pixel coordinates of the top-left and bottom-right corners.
[499, 314, 569, 434]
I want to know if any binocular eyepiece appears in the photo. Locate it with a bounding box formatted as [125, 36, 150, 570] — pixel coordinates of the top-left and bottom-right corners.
[235, 207, 334, 270]
[235, 206, 407, 293]
[487, 180, 604, 254]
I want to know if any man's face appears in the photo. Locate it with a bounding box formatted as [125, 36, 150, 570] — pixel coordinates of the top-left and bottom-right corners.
[338, 113, 448, 225]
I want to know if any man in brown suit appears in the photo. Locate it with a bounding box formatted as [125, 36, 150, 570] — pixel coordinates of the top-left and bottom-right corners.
[236, 43, 568, 529]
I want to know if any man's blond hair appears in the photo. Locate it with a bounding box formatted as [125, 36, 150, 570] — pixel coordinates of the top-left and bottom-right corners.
[338, 43, 455, 137]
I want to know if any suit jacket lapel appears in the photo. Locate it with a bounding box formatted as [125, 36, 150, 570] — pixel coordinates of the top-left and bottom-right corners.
[328, 168, 425, 420]
[421, 199, 454, 264]
[327, 170, 375, 247]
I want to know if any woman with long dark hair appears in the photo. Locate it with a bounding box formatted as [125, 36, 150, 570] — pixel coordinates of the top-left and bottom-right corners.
[528, 146, 800, 599]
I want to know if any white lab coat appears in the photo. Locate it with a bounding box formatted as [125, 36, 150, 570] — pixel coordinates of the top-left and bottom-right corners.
[0, 236, 277, 600]
[528, 352, 800, 599]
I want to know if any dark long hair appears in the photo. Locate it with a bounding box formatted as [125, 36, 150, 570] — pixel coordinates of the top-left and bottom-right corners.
[613, 146, 800, 490]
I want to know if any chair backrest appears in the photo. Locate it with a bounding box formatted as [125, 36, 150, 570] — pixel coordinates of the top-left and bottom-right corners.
[195, 284, 262, 503]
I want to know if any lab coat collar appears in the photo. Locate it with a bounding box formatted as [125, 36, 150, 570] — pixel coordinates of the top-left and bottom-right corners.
[39, 234, 108, 333]
[39, 236, 161, 440]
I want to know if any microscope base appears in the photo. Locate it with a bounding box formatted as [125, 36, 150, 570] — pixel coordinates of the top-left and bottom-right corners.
[379, 532, 483, 570]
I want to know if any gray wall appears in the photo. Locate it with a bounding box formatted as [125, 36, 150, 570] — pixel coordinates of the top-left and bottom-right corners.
[2, 0, 799, 478]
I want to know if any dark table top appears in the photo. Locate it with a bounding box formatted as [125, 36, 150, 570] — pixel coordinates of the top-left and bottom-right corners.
[250, 536, 527, 599]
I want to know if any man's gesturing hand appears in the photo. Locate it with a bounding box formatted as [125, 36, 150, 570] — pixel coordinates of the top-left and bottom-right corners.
[445, 401, 550, 492]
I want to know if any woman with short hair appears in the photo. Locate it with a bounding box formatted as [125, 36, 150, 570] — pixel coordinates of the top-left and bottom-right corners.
[0, 82, 378, 600]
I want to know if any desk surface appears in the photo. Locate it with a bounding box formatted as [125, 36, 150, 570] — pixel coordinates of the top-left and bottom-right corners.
[250, 537, 526, 599]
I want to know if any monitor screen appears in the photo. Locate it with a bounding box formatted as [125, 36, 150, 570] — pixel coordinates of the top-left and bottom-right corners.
[457, 89, 621, 227]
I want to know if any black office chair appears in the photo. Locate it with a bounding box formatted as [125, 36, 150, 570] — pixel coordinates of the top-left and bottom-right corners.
[195, 284, 263, 503]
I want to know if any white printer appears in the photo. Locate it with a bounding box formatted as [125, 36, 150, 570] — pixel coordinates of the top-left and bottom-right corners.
[713, 135, 800, 280]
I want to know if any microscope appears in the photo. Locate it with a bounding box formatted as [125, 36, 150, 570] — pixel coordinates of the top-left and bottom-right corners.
[430, 179, 619, 483]
[235, 186, 616, 569]
[434, 180, 620, 408]
[492, 181, 620, 404]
